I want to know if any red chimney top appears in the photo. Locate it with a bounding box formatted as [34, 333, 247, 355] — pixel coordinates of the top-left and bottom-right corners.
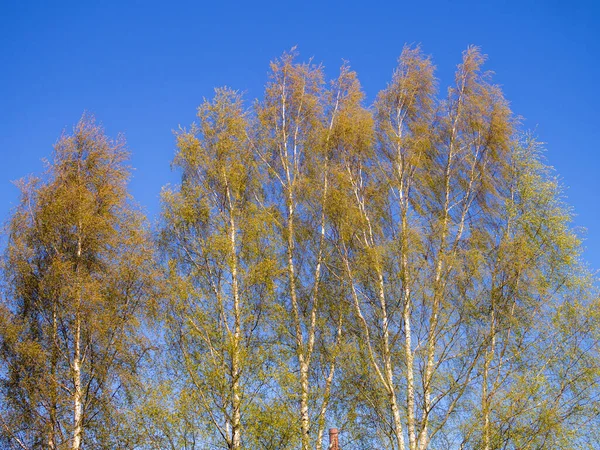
[329, 428, 340, 450]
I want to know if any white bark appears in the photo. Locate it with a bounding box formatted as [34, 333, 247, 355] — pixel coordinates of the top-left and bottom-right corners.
[226, 182, 242, 450]
[72, 224, 83, 450]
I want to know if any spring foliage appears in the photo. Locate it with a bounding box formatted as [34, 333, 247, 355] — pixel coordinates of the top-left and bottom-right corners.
[1, 47, 599, 450]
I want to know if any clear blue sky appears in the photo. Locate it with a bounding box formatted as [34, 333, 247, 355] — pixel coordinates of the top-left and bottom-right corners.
[1, 0, 599, 270]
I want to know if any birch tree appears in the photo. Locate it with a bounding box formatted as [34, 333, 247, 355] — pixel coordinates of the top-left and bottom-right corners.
[0, 116, 156, 450]
[159, 88, 278, 450]
[254, 51, 362, 450]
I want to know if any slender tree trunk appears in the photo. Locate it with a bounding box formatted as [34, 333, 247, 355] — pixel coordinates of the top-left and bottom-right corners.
[419, 147, 453, 450]
[72, 315, 83, 450]
[285, 189, 311, 450]
[313, 193, 333, 450]
[300, 362, 311, 450]
[72, 280, 83, 449]
[402, 263, 416, 450]
[390, 391, 405, 450]
[376, 268, 406, 450]
[227, 183, 242, 450]
[72, 193, 84, 450]
[48, 302, 58, 450]
[399, 197, 417, 450]
[482, 312, 495, 450]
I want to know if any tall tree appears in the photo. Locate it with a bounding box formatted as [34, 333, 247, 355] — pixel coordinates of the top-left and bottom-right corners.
[255, 51, 327, 450]
[254, 51, 368, 450]
[159, 88, 277, 450]
[0, 116, 156, 450]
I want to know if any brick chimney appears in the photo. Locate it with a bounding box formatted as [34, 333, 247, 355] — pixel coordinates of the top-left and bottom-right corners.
[328, 428, 340, 450]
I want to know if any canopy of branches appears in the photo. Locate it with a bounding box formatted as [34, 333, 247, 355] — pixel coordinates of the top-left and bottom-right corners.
[1, 46, 599, 450]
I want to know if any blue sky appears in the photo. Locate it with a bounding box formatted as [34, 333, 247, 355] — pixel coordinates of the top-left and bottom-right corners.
[1, 0, 599, 270]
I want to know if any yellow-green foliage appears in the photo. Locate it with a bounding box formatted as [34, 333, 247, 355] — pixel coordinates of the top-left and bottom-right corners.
[0, 115, 158, 449]
[2, 48, 599, 450]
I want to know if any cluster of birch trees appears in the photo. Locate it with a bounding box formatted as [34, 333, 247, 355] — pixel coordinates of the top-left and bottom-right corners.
[2, 46, 600, 450]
